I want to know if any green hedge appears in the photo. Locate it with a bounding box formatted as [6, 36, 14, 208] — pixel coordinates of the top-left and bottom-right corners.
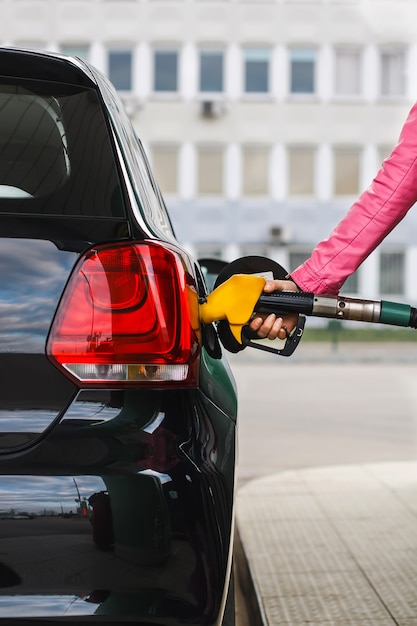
[303, 323, 417, 343]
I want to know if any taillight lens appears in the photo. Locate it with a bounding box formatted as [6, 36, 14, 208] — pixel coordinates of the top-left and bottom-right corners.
[47, 241, 200, 387]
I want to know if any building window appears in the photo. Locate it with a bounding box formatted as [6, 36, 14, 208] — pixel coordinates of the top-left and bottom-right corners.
[380, 47, 406, 97]
[60, 44, 90, 62]
[334, 47, 361, 96]
[154, 50, 178, 92]
[290, 48, 316, 94]
[334, 147, 360, 196]
[198, 146, 223, 195]
[244, 48, 270, 93]
[152, 145, 178, 194]
[288, 146, 315, 196]
[108, 49, 132, 91]
[199, 50, 224, 93]
[380, 251, 405, 295]
[242, 146, 269, 195]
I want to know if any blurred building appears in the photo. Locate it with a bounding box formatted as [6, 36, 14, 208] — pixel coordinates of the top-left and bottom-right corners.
[2, 0, 417, 300]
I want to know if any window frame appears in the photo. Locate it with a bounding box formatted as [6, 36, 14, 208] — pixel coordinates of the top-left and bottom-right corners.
[108, 48, 133, 92]
[199, 48, 224, 95]
[334, 45, 362, 98]
[197, 144, 224, 196]
[289, 47, 317, 96]
[151, 143, 179, 195]
[243, 47, 270, 95]
[379, 250, 405, 295]
[153, 48, 179, 94]
[242, 144, 270, 196]
[287, 145, 316, 197]
[333, 146, 361, 197]
[379, 46, 407, 99]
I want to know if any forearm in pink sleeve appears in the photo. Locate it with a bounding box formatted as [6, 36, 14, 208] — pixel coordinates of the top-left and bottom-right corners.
[291, 102, 417, 295]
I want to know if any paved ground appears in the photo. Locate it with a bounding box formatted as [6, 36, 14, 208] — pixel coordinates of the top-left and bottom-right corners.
[229, 342, 417, 486]
[230, 342, 417, 625]
[237, 461, 417, 625]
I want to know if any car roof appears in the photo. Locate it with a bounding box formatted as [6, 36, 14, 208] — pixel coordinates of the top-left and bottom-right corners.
[0, 46, 99, 89]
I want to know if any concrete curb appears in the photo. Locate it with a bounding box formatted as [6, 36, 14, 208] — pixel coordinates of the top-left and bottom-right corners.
[234, 527, 265, 626]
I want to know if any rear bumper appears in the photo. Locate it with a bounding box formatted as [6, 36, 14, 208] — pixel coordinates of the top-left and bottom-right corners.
[0, 387, 236, 625]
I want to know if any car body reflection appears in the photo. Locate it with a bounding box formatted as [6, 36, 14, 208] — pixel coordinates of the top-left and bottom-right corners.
[0, 382, 235, 621]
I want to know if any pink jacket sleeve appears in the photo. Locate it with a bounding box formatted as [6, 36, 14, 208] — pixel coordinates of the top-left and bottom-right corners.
[290, 102, 417, 295]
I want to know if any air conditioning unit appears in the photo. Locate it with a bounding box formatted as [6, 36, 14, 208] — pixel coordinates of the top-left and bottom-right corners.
[269, 225, 291, 245]
[201, 100, 224, 119]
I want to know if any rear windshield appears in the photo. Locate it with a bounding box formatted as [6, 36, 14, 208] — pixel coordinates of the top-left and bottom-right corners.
[0, 79, 125, 218]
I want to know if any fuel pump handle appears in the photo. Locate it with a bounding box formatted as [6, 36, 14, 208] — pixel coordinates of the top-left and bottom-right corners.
[199, 273, 417, 357]
[256, 290, 315, 316]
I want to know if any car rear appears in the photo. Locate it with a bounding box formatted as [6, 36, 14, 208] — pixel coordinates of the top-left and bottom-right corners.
[0, 48, 237, 625]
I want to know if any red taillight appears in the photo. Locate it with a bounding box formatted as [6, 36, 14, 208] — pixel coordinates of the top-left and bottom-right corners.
[47, 241, 200, 387]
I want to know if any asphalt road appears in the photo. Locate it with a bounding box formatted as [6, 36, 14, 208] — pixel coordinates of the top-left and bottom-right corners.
[229, 342, 417, 485]
[229, 341, 417, 625]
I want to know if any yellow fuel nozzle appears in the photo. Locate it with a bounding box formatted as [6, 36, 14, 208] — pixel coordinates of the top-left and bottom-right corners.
[200, 274, 266, 344]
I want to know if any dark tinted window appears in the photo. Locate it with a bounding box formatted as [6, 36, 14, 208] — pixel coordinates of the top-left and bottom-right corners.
[290, 49, 316, 94]
[0, 80, 125, 217]
[108, 50, 132, 91]
[200, 51, 223, 93]
[244, 49, 269, 93]
[154, 50, 178, 92]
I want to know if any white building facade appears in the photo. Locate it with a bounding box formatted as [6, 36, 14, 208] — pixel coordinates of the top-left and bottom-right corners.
[2, 0, 417, 300]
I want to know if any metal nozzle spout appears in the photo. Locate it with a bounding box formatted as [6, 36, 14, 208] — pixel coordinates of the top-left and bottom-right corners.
[312, 296, 381, 322]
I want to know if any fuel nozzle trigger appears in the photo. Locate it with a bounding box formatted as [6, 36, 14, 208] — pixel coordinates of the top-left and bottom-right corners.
[242, 315, 306, 357]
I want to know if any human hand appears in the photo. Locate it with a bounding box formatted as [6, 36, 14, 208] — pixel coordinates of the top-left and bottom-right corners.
[249, 279, 299, 341]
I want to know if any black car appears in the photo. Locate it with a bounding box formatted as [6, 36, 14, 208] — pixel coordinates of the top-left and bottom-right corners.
[0, 47, 237, 625]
